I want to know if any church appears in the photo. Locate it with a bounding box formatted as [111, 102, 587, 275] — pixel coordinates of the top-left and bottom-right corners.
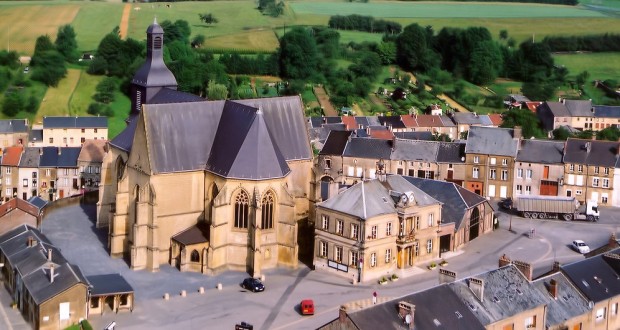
[96, 20, 313, 276]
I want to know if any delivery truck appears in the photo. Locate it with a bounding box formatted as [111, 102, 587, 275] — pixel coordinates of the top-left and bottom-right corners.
[502, 196, 599, 221]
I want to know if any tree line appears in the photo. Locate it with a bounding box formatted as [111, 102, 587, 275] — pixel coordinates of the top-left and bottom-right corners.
[398, 0, 577, 4]
[328, 15, 402, 34]
[541, 34, 620, 52]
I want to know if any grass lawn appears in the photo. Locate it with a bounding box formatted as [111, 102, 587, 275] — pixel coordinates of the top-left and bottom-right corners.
[553, 52, 620, 82]
[488, 78, 523, 95]
[71, 2, 124, 52]
[35, 68, 81, 122]
[108, 91, 130, 139]
[203, 29, 279, 53]
[68, 72, 104, 116]
[301, 86, 318, 106]
[337, 30, 384, 45]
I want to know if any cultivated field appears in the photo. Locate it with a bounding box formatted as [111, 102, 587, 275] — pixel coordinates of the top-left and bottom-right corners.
[553, 52, 620, 81]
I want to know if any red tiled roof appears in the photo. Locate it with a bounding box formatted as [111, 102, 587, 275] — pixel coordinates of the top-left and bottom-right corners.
[488, 114, 503, 126]
[369, 129, 394, 140]
[416, 115, 444, 127]
[341, 116, 357, 131]
[2, 146, 23, 166]
[0, 198, 39, 219]
[400, 115, 418, 128]
[525, 102, 543, 113]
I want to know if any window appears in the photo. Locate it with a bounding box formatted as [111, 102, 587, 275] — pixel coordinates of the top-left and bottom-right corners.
[370, 253, 377, 267]
[319, 241, 328, 258]
[594, 166, 600, 174]
[576, 190, 582, 196]
[489, 169, 496, 180]
[426, 239, 433, 253]
[335, 246, 343, 262]
[525, 316, 536, 329]
[517, 168, 523, 178]
[325, 159, 331, 169]
[473, 167, 479, 179]
[70, 137, 74, 144]
[63, 137, 67, 144]
[474, 156, 479, 164]
[190, 250, 200, 262]
[234, 190, 249, 229]
[385, 249, 392, 263]
[94, 128, 98, 133]
[321, 215, 329, 230]
[261, 191, 274, 229]
[604, 167, 610, 175]
[5, 188, 10, 196]
[502, 158, 508, 166]
[4, 167, 10, 174]
[336, 220, 344, 235]
[576, 175, 583, 186]
[602, 178, 609, 188]
[88, 166, 92, 174]
[81, 128, 85, 133]
[611, 303, 618, 316]
[596, 307, 606, 322]
[490, 157, 496, 165]
[526, 169, 532, 179]
[5, 177, 10, 185]
[371, 226, 377, 239]
[501, 170, 508, 181]
[49, 138, 53, 144]
[74, 168, 79, 175]
[525, 186, 531, 195]
[46, 169, 51, 177]
[350, 251, 359, 267]
[95, 166, 100, 174]
[569, 164, 574, 171]
[516, 185, 522, 194]
[356, 167, 362, 177]
[386, 222, 392, 236]
[64, 168, 69, 175]
[602, 194, 608, 204]
[22, 179, 27, 187]
[351, 224, 359, 239]
[578, 165, 583, 173]
[80, 166, 84, 173]
[347, 166, 354, 176]
[414, 243, 419, 256]
[415, 217, 420, 230]
[428, 213, 434, 227]
[593, 178, 600, 187]
[81, 137, 85, 144]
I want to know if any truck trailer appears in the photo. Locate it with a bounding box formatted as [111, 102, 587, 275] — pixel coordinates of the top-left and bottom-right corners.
[506, 196, 599, 221]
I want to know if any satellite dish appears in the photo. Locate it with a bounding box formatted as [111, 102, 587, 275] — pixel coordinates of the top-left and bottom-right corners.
[405, 314, 412, 324]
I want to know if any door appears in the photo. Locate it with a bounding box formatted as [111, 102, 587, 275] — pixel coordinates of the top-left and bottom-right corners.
[22, 192, 26, 200]
[543, 166, 549, 179]
[439, 235, 451, 256]
[59, 190, 64, 198]
[447, 170, 453, 179]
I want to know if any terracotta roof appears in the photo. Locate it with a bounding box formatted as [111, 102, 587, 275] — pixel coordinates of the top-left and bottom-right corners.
[1, 146, 23, 166]
[0, 198, 40, 220]
[525, 101, 543, 113]
[341, 116, 357, 130]
[416, 115, 444, 127]
[488, 114, 503, 126]
[78, 140, 107, 163]
[369, 127, 394, 140]
[400, 115, 418, 128]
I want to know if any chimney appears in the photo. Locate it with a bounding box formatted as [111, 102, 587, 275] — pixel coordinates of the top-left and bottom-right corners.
[366, 127, 371, 135]
[512, 260, 533, 281]
[468, 278, 484, 302]
[398, 301, 415, 329]
[57, 148, 62, 156]
[513, 126, 522, 140]
[49, 264, 54, 283]
[27, 236, 37, 247]
[552, 261, 561, 273]
[339, 305, 347, 323]
[499, 254, 511, 268]
[549, 279, 558, 299]
[47, 248, 52, 261]
[39, 148, 43, 156]
[439, 268, 457, 284]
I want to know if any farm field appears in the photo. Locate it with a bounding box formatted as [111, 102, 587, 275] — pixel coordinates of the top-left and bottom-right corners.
[35, 68, 82, 123]
[553, 52, 620, 82]
[67, 71, 104, 117]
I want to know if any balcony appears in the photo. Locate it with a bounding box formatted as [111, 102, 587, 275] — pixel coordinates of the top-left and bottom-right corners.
[397, 233, 416, 244]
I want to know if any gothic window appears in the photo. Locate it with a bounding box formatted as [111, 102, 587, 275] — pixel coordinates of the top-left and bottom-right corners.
[190, 250, 200, 262]
[234, 190, 249, 229]
[261, 191, 274, 229]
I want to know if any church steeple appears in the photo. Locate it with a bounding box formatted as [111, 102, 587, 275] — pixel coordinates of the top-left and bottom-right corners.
[129, 19, 178, 115]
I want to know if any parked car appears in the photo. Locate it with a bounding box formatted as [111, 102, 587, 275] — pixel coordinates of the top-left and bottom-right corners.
[499, 197, 513, 210]
[572, 240, 590, 254]
[242, 278, 265, 292]
[300, 299, 315, 315]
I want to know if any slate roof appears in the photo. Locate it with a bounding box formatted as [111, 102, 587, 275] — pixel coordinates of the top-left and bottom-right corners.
[0, 225, 88, 304]
[57, 147, 81, 168]
[404, 177, 488, 230]
[542, 102, 571, 117]
[320, 130, 352, 156]
[143, 96, 311, 174]
[131, 22, 177, 88]
[531, 272, 590, 328]
[148, 88, 204, 104]
[39, 147, 59, 167]
[29, 129, 43, 144]
[0, 119, 27, 133]
[322, 123, 347, 132]
[18, 148, 40, 168]
[205, 102, 290, 180]
[346, 285, 485, 330]
[561, 249, 620, 303]
[171, 222, 210, 245]
[437, 142, 466, 163]
[87, 274, 134, 296]
[78, 140, 107, 163]
[43, 116, 107, 129]
[2, 146, 23, 166]
[565, 99, 593, 117]
[27, 196, 48, 212]
[516, 140, 564, 164]
[448, 265, 549, 326]
[465, 126, 518, 157]
[390, 139, 439, 162]
[452, 113, 489, 125]
[354, 129, 369, 138]
[509, 94, 530, 103]
[318, 176, 440, 220]
[109, 115, 139, 152]
[355, 116, 370, 128]
[342, 137, 392, 160]
[393, 131, 433, 141]
[563, 138, 619, 167]
[377, 116, 406, 129]
[594, 105, 620, 118]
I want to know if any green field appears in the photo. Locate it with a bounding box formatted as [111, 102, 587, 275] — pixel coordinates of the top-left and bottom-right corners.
[337, 30, 384, 44]
[553, 52, 620, 81]
[290, 1, 606, 18]
[71, 2, 124, 52]
[68, 71, 104, 116]
[36, 68, 82, 122]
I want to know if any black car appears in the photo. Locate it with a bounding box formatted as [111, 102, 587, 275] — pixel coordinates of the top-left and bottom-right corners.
[499, 198, 513, 210]
[242, 278, 265, 292]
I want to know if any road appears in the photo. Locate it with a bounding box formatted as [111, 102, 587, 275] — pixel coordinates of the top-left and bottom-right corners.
[2, 202, 617, 330]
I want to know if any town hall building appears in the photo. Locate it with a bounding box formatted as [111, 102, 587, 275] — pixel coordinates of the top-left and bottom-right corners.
[97, 20, 313, 277]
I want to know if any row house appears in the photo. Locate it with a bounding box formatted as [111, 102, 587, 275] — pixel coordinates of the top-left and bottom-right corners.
[464, 126, 520, 199]
[451, 112, 497, 137]
[513, 139, 565, 197]
[18, 148, 40, 201]
[592, 105, 620, 130]
[40, 116, 108, 147]
[0, 119, 28, 149]
[2, 146, 23, 201]
[537, 99, 620, 132]
[563, 138, 618, 206]
[400, 114, 457, 139]
[77, 140, 107, 192]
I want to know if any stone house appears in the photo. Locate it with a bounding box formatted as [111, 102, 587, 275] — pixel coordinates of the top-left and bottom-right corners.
[77, 139, 107, 192]
[514, 139, 565, 197]
[41, 116, 108, 147]
[0, 119, 28, 149]
[1, 146, 23, 201]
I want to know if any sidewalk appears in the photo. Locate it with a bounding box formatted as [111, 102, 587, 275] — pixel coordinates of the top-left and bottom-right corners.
[0, 282, 31, 330]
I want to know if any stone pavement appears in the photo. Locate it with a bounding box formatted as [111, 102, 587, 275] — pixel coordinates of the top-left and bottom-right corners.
[0, 283, 31, 330]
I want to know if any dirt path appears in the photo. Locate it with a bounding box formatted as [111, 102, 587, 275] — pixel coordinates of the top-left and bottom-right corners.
[119, 4, 131, 40]
[313, 86, 338, 116]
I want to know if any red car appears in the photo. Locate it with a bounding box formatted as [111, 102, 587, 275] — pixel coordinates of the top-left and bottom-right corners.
[300, 299, 315, 315]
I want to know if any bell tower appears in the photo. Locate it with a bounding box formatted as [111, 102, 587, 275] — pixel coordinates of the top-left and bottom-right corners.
[129, 18, 178, 116]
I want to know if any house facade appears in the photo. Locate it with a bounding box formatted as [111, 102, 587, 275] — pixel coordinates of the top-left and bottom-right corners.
[41, 116, 108, 147]
[514, 140, 565, 197]
[0, 119, 28, 149]
[77, 140, 107, 192]
[1, 146, 23, 201]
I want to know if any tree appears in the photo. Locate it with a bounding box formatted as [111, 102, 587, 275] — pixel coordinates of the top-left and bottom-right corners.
[396, 24, 433, 71]
[199, 13, 218, 25]
[2, 92, 24, 116]
[31, 35, 55, 66]
[93, 77, 117, 104]
[376, 41, 396, 65]
[55, 25, 79, 62]
[552, 126, 571, 140]
[499, 30, 508, 40]
[30, 50, 67, 87]
[467, 41, 503, 85]
[521, 81, 557, 101]
[191, 35, 206, 48]
[576, 70, 590, 87]
[500, 108, 544, 138]
[278, 28, 319, 80]
[207, 81, 228, 100]
[596, 127, 620, 141]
